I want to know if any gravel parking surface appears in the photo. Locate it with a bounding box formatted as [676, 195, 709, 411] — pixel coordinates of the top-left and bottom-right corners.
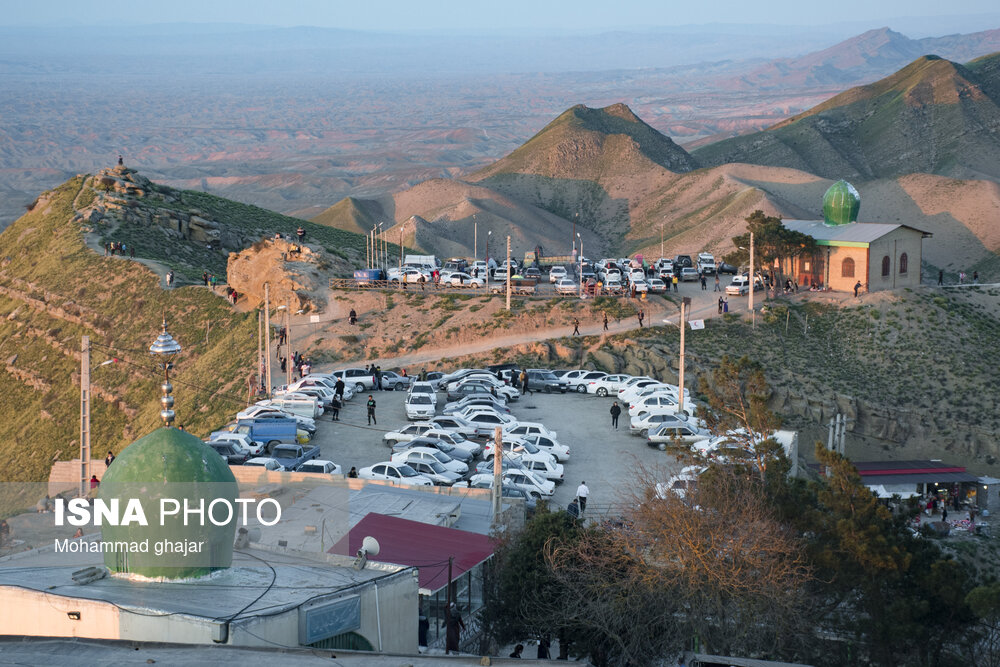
[310, 388, 674, 516]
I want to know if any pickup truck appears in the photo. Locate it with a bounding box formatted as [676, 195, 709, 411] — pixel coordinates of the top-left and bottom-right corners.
[270, 444, 321, 471]
[234, 418, 302, 453]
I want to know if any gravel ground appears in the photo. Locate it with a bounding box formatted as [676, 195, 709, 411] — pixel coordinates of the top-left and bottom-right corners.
[310, 387, 675, 516]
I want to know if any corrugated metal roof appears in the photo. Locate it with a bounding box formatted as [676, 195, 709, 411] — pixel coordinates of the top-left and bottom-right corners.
[330, 513, 494, 594]
[861, 472, 980, 485]
[691, 653, 815, 667]
[782, 220, 931, 246]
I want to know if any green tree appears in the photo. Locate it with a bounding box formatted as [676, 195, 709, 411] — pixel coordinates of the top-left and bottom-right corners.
[724, 210, 817, 289]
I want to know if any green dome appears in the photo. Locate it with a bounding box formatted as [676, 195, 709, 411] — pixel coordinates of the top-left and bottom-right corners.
[99, 427, 238, 579]
[822, 180, 861, 226]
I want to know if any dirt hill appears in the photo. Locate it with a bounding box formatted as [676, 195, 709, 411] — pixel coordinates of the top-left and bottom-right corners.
[0, 177, 259, 483]
[694, 53, 1000, 182]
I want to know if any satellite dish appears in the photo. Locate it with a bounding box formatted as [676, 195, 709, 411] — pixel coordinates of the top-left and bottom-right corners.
[362, 536, 380, 557]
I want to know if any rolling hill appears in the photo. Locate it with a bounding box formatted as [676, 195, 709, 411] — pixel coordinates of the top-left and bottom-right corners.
[694, 53, 1000, 181]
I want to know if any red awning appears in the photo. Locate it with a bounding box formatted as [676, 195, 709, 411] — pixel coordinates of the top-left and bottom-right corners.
[330, 513, 495, 593]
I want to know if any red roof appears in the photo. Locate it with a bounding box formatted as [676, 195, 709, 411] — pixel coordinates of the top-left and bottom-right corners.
[330, 513, 495, 593]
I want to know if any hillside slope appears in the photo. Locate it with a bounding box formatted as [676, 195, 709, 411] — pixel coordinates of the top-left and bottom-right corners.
[0, 177, 263, 483]
[695, 53, 1000, 181]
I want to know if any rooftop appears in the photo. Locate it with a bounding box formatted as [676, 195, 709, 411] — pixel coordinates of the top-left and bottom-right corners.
[783, 219, 932, 246]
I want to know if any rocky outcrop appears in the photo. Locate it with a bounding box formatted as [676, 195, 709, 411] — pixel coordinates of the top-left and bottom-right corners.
[226, 237, 332, 313]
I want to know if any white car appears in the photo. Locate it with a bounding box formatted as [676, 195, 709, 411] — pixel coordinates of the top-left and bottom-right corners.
[503, 421, 559, 441]
[655, 465, 707, 500]
[423, 428, 481, 456]
[456, 409, 515, 434]
[383, 422, 437, 446]
[358, 462, 433, 487]
[405, 393, 436, 421]
[549, 266, 568, 283]
[627, 394, 688, 417]
[648, 278, 667, 293]
[586, 374, 633, 396]
[725, 274, 763, 296]
[484, 437, 556, 466]
[391, 446, 469, 476]
[329, 368, 377, 392]
[631, 279, 649, 294]
[408, 382, 438, 405]
[244, 457, 285, 472]
[447, 272, 484, 288]
[425, 414, 480, 439]
[468, 469, 554, 498]
[618, 380, 669, 404]
[476, 455, 564, 483]
[237, 405, 317, 431]
[645, 417, 712, 447]
[520, 434, 571, 462]
[555, 278, 578, 295]
[563, 370, 607, 394]
[297, 459, 343, 476]
[630, 410, 700, 437]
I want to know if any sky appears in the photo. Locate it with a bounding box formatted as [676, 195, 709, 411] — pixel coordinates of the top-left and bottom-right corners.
[3, 0, 999, 32]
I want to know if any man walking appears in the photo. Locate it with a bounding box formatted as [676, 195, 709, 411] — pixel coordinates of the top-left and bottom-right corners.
[366, 395, 377, 425]
[610, 401, 621, 429]
[603, 313, 609, 331]
[576, 481, 590, 514]
[637, 310, 644, 327]
[572, 318, 580, 336]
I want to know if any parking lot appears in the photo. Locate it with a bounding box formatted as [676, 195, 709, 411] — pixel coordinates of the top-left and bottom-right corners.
[309, 388, 675, 514]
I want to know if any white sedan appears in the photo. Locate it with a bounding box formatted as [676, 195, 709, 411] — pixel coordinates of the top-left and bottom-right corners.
[468, 469, 555, 498]
[503, 421, 559, 441]
[631, 411, 707, 437]
[358, 462, 433, 487]
[391, 446, 469, 475]
[244, 457, 285, 472]
[520, 434, 570, 462]
[555, 278, 578, 295]
[297, 459, 343, 476]
[476, 455, 564, 483]
[383, 422, 437, 446]
[447, 272, 484, 288]
[586, 374, 633, 396]
[549, 266, 568, 283]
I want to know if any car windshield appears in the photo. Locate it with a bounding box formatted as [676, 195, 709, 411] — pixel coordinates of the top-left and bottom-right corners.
[409, 395, 432, 404]
[298, 463, 324, 473]
[398, 465, 419, 477]
[431, 451, 451, 463]
[427, 461, 447, 473]
[535, 371, 557, 380]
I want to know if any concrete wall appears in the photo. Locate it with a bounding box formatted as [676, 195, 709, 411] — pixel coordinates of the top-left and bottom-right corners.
[0, 587, 121, 639]
[827, 246, 868, 293]
[867, 228, 924, 292]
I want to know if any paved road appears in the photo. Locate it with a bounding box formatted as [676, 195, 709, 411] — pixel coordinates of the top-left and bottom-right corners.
[310, 387, 676, 516]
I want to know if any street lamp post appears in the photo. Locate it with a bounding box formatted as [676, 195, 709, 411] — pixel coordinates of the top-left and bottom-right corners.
[277, 305, 290, 386]
[573, 213, 578, 254]
[748, 231, 755, 326]
[473, 214, 477, 261]
[486, 231, 492, 292]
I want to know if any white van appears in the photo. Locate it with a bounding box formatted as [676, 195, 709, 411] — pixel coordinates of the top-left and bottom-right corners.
[259, 397, 322, 419]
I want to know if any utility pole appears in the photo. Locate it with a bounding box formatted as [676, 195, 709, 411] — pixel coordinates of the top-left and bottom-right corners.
[678, 297, 690, 415]
[285, 304, 292, 387]
[748, 230, 755, 327]
[661, 222, 664, 259]
[256, 309, 263, 396]
[264, 283, 272, 396]
[573, 213, 577, 254]
[486, 231, 491, 292]
[80, 335, 91, 498]
[506, 235, 511, 311]
[473, 214, 477, 261]
[492, 427, 503, 522]
[577, 233, 584, 298]
[399, 226, 404, 269]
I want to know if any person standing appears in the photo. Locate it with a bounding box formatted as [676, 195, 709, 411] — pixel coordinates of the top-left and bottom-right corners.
[718, 296, 723, 315]
[973, 271, 979, 284]
[854, 281, 862, 298]
[374, 366, 382, 390]
[610, 401, 621, 429]
[334, 378, 345, 402]
[520, 370, 531, 395]
[576, 481, 590, 514]
[638, 310, 644, 327]
[330, 395, 341, 421]
[938, 269, 944, 286]
[960, 271, 966, 284]
[672, 274, 679, 292]
[572, 318, 580, 336]
[603, 313, 609, 331]
[537, 635, 551, 659]
[714, 275, 721, 292]
[723, 298, 729, 313]
[445, 602, 466, 654]
[567, 498, 580, 519]
[366, 395, 377, 425]
[700, 274, 707, 291]
[349, 309, 358, 325]
[202, 271, 209, 286]
[165, 271, 174, 288]
[105, 451, 115, 467]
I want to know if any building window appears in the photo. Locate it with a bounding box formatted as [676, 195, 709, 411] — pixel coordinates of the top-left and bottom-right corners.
[881, 255, 891, 277]
[841, 257, 855, 278]
[899, 253, 908, 274]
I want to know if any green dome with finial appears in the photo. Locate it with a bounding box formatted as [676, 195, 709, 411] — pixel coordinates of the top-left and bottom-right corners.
[822, 180, 861, 226]
[98, 427, 238, 579]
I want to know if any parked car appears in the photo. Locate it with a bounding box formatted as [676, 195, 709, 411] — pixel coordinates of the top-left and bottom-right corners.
[209, 431, 265, 457]
[587, 374, 633, 396]
[394, 436, 477, 463]
[462, 479, 537, 514]
[561, 370, 606, 393]
[270, 443, 321, 471]
[680, 267, 699, 282]
[503, 421, 559, 441]
[655, 465, 706, 500]
[525, 369, 569, 393]
[555, 278, 578, 295]
[208, 441, 250, 465]
[425, 414, 480, 439]
[446, 382, 502, 403]
[379, 371, 412, 391]
[631, 279, 650, 293]
[645, 417, 712, 448]
[549, 266, 568, 283]
[483, 437, 556, 465]
[673, 254, 693, 268]
[725, 274, 763, 296]
[244, 457, 285, 472]
[630, 411, 703, 437]
[297, 459, 343, 476]
[717, 262, 739, 275]
[358, 462, 433, 487]
[447, 272, 484, 288]
[467, 469, 555, 498]
[461, 409, 516, 435]
[405, 393, 437, 421]
[236, 405, 316, 434]
[383, 422, 437, 446]
[476, 455, 564, 483]
[520, 434, 571, 462]
[391, 446, 468, 476]
[603, 277, 624, 294]
[408, 381, 438, 405]
[329, 368, 376, 392]
[648, 278, 667, 293]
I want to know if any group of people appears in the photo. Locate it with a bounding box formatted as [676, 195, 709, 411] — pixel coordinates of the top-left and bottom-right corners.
[103, 241, 134, 258]
[717, 296, 729, 314]
[200, 271, 220, 289]
[939, 270, 980, 285]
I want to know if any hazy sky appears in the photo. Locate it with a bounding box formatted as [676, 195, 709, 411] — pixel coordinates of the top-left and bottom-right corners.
[4, 0, 999, 31]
